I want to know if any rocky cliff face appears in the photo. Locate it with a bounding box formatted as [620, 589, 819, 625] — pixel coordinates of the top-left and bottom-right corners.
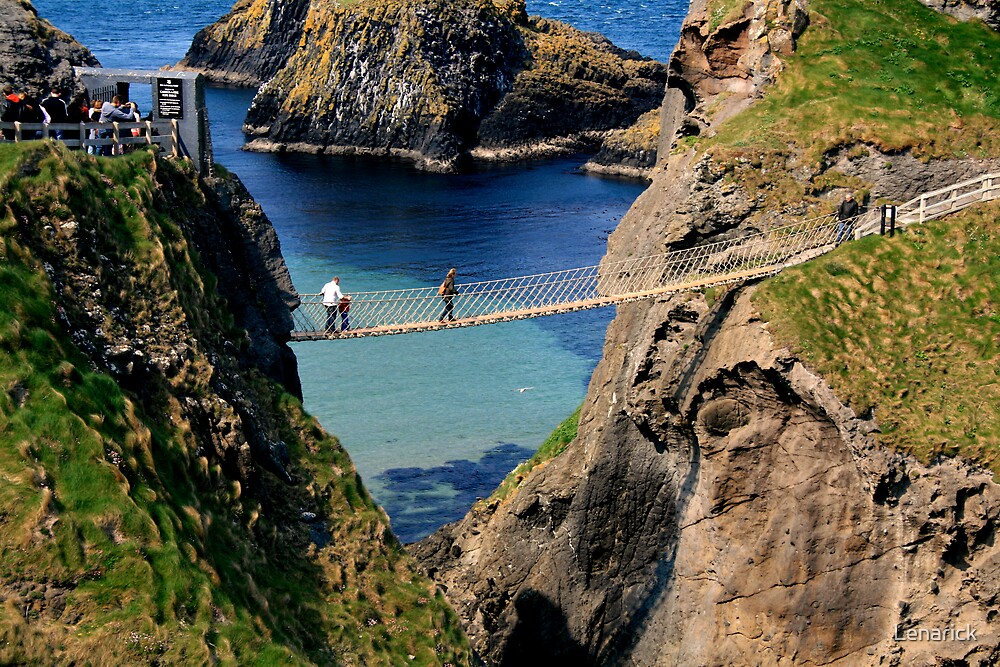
[0, 144, 468, 663]
[0, 0, 99, 94]
[418, 284, 1000, 666]
[414, 0, 1000, 663]
[916, 0, 998, 28]
[178, 0, 311, 86]
[182, 0, 666, 172]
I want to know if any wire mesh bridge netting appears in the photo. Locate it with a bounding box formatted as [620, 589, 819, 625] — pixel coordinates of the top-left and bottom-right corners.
[291, 172, 998, 340]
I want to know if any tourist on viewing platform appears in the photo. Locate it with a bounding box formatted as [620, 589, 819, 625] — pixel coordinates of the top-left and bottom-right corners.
[1, 85, 21, 140]
[321, 276, 345, 333]
[41, 89, 69, 140]
[439, 268, 458, 322]
[99, 96, 136, 155]
[836, 192, 860, 245]
[87, 99, 102, 154]
[17, 91, 45, 139]
[63, 94, 89, 146]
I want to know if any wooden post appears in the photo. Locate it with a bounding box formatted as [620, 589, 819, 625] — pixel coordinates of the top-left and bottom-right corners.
[14, 122, 21, 143]
[112, 122, 120, 155]
[171, 120, 180, 158]
[919, 195, 926, 223]
[145, 121, 153, 145]
[80, 122, 86, 151]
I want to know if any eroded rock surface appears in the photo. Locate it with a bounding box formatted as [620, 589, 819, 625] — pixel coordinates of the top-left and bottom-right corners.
[178, 0, 311, 85]
[417, 282, 1000, 666]
[915, 0, 999, 29]
[0, 0, 99, 94]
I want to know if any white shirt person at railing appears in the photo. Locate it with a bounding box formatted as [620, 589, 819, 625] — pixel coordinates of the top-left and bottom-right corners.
[320, 276, 345, 334]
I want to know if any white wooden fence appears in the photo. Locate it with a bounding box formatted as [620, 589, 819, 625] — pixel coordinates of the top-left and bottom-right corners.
[0, 119, 180, 156]
[855, 172, 1000, 235]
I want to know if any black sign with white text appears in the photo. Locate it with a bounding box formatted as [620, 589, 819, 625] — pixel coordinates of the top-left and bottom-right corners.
[156, 78, 183, 119]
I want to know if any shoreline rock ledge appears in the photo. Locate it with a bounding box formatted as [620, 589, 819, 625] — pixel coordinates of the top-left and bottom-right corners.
[180, 0, 667, 172]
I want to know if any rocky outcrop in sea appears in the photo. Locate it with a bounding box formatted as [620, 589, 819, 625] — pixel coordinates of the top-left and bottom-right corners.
[181, 0, 667, 172]
[0, 0, 99, 94]
[178, 0, 311, 86]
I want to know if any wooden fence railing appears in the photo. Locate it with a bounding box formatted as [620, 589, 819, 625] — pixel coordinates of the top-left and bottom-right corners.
[855, 172, 1000, 236]
[0, 120, 180, 157]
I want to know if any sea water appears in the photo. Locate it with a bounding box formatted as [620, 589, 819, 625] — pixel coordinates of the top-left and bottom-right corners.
[34, 0, 687, 541]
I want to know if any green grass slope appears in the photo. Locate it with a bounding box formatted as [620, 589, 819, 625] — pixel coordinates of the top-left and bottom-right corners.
[703, 0, 1000, 208]
[755, 201, 1000, 473]
[0, 143, 469, 665]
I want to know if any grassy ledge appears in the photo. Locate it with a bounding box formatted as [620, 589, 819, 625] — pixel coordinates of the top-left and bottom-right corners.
[712, 0, 1000, 159]
[754, 201, 1000, 474]
[695, 0, 1000, 212]
[482, 406, 581, 507]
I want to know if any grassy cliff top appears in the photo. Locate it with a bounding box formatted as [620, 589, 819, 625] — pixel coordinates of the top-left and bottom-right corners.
[713, 0, 1000, 159]
[698, 0, 1000, 208]
[0, 144, 468, 665]
[754, 202, 1000, 475]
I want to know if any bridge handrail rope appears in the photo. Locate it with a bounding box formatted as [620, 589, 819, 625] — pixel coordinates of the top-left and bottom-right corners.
[292, 172, 998, 340]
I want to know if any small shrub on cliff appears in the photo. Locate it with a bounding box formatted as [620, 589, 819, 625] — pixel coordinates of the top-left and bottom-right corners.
[485, 405, 581, 506]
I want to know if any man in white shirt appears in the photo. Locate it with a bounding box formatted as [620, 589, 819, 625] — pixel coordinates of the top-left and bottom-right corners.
[320, 276, 344, 333]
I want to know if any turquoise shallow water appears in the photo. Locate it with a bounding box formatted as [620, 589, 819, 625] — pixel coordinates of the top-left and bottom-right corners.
[34, 0, 686, 541]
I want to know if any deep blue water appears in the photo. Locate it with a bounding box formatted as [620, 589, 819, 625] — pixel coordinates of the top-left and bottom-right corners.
[34, 0, 687, 542]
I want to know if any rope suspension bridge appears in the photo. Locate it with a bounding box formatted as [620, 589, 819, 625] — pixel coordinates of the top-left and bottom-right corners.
[290, 173, 999, 341]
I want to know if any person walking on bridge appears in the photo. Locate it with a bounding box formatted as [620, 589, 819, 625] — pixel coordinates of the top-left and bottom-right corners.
[439, 268, 458, 322]
[321, 276, 345, 334]
[836, 192, 860, 245]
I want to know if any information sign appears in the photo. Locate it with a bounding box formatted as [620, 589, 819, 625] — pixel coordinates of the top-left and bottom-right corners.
[156, 78, 184, 119]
